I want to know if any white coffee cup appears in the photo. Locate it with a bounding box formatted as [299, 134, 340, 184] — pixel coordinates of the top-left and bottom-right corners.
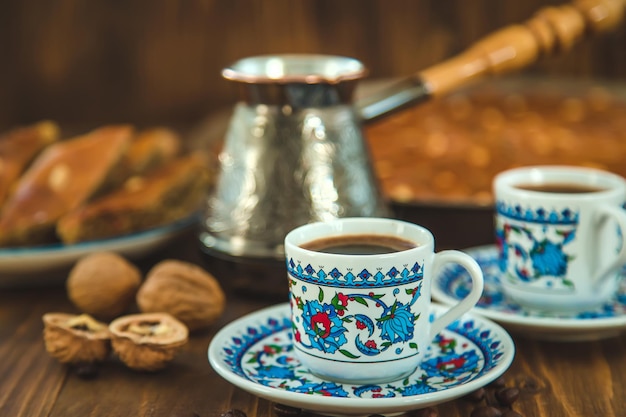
[494, 166, 626, 312]
[284, 217, 484, 385]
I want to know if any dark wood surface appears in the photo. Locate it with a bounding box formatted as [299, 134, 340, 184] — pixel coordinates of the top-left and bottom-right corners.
[1, 225, 625, 417]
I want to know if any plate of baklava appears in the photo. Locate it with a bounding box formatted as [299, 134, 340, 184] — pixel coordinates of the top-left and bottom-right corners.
[0, 121, 211, 285]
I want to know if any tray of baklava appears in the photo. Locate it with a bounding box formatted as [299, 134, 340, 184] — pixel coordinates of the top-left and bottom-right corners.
[0, 122, 212, 283]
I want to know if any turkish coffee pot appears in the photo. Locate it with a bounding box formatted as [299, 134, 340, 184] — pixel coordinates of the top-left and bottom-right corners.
[200, 0, 625, 262]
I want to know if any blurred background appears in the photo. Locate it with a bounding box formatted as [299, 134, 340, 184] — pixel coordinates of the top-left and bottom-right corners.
[1, 0, 625, 130]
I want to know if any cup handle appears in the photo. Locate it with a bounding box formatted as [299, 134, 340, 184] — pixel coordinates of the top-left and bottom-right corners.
[593, 205, 626, 287]
[429, 250, 484, 338]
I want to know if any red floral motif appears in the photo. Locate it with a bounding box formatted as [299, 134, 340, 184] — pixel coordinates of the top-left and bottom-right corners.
[263, 345, 277, 354]
[372, 387, 384, 398]
[438, 356, 466, 370]
[365, 340, 377, 349]
[312, 312, 332, 338]
[438, 336, 453, 347]
[337, 292, 349, 306]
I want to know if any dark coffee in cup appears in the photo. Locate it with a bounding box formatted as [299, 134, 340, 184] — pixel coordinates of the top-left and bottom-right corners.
[300, 234, 417, 255]
[514, 183, 606, 194]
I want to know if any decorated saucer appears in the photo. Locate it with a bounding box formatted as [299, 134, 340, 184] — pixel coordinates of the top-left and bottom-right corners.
[432, 245, 626, 341]
[208, 303, 514, 417]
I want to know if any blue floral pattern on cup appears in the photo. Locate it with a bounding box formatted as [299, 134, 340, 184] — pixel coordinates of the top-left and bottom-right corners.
[495, 201, 579, 224]
[290, 283, 422, 358]
[496, 201, 580, 290]
[286, 258, 423, 288]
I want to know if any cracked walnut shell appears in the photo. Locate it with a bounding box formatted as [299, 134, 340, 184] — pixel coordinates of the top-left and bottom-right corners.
[136, 260, 225, 331]
[109, 312, 188, 371]
[42, 313, 111, 364]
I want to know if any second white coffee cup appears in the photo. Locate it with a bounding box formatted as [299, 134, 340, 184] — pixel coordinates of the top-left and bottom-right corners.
[494, 165, 626, 312]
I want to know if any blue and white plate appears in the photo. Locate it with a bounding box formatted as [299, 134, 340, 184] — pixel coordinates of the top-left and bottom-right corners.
[432, 245, 626, 341]
[208, 303, 514, 417]
[0, 215, 198, 287]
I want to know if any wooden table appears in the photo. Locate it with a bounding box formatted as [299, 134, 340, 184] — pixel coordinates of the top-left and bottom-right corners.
[1, 222, 625, 417]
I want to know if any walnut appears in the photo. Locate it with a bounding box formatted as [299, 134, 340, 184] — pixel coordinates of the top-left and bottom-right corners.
[42, 313, 111, 364]
[109, 312, 188, 371]
[136, 260, 225, 331]
[67, 252, 142, 319]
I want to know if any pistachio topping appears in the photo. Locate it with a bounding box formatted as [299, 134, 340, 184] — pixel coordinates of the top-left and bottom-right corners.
[109, 312, 188, 371]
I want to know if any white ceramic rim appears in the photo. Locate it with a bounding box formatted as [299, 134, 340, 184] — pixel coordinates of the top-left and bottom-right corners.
[494, 165, 626, 201]
[284, 217, 433, 260]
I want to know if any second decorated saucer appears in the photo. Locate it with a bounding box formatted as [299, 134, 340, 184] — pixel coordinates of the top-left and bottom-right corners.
[432, 245, 626, 341]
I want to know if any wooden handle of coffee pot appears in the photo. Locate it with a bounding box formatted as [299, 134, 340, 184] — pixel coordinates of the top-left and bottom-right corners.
[357, 0, 625, 122]
[419, 0, 626, 97]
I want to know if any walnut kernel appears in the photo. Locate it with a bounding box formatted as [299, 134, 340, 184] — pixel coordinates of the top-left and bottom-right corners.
[42, 313, 111, 364]
[109, 312, 188, 371]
